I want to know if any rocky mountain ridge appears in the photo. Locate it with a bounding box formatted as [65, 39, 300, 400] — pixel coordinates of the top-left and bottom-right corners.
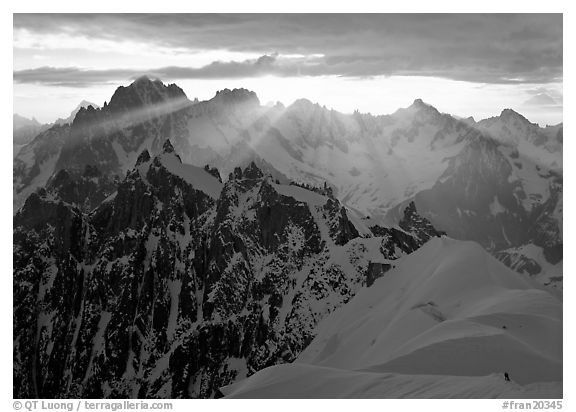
[13, 77, 562, 286]
[13, 141, 444, 398]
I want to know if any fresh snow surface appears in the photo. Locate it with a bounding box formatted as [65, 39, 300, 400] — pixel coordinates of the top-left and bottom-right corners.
[222, 364, 561, 399]
[13, 152, 60, 212]
[272, 183, 373, 237]
[223, 237, 562, 398]
[178, 100, 471, 216]
[158, 153, 223, 199]
[112, 137, 155, 175]
[272, 183, 327, 206]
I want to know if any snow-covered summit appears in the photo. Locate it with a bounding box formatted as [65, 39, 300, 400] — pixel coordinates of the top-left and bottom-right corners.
[223, 237, 562, 398]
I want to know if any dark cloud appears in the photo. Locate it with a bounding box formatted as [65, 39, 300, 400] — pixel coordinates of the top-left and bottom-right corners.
[13, 66, 140, 87]
[13, 14, 563, 85]
[13, 55, 300, 86]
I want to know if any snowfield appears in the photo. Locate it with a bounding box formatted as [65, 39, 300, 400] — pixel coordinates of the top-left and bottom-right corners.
[222, 237, 562, 398]
[222, 364, 561, 399]
[158, 151, 223, 199]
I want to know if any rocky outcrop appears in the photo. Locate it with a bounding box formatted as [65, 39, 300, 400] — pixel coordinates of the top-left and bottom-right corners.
[365, 262, 392, 287]
[398, 201, 446, 243]
[13, 144, 441, 399]
[44, 165, 119, 212]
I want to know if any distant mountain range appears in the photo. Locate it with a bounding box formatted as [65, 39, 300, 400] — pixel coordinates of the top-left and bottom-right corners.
[13, 101, 98, 157]
[13, 76, 562, 286]
[13, 77, 562, 399]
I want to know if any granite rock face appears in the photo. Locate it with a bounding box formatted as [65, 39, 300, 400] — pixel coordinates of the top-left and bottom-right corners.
[13, 143, 441, 398]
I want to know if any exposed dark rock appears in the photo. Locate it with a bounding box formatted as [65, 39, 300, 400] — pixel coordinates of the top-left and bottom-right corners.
[399, 201, 446, 243]
[494, 251, 542, 276]
[366, 262, 393, 287]
[44, 166, 118, 212]
[163, 139, 175, 154]
[211, 88, 260, 108]
[136, 149, 151, 166]
[14, 145, 442, 399]
[242, 162, 264, 180]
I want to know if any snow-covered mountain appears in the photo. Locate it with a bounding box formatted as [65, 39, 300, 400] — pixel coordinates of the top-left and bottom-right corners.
[14, 77, 561, 286]
[12, 79, 474, 216]
[13, 114, 49, 158]
[13, 101, 100, 158]
[476, 109, 562, 171]
[13, 114, 43, 144]
[13, 77, 562, 399]
[13, 142, 444, 398]
[13, 79, 190, 212]
[223, 237, 562, 398]
[385, 111, 562, 287]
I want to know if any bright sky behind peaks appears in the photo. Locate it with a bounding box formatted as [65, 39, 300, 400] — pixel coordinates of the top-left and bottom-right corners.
[13, 14, 563, 126]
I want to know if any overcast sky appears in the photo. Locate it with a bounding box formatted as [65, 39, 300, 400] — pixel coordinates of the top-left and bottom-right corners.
[13, 14, 563, 125]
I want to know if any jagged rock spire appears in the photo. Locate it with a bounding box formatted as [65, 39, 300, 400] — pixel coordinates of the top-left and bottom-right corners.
[399, 201, 445, 243]
[212, 88, 260, 107]
[243, 162, 264, 180]
[106, 76, 187, 113]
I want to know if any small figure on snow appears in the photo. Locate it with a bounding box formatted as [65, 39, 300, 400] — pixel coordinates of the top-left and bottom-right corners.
[504, 372, 510, 382]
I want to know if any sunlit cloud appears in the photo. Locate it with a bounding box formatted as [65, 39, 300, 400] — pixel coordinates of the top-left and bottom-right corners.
[14, 14, 562, 85]
[13, 53, 332, 87]
[13, 14, 563, 126]
[13, 28, 265, 71]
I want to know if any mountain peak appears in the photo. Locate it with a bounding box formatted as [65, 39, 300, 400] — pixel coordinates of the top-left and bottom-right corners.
[500, 108, 531, 123]
[76, 100, 98, 111]
[293, 98, 315, 106]
[243, 161, 264, 180]
[107, 77, 188, 113]
[56, 100, 100, 126]
[394, 98, 441, 118]
[130, 75, 170, 89]
[211, 88, 260, 107]
[13, 113, 41, 128]
[410, 98, 437, 112]
[289, 98, 319, 110]
[133, 74, 156, 83]
[71, 104, 100, 127]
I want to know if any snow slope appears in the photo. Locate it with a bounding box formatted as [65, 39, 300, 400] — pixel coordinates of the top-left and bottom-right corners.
[158, 152, 223, 199]
[242, 100, 468, 217]
[222, 364, 561, 399]
[222, 237, 562, 398]
[476, 109, 562, 171]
